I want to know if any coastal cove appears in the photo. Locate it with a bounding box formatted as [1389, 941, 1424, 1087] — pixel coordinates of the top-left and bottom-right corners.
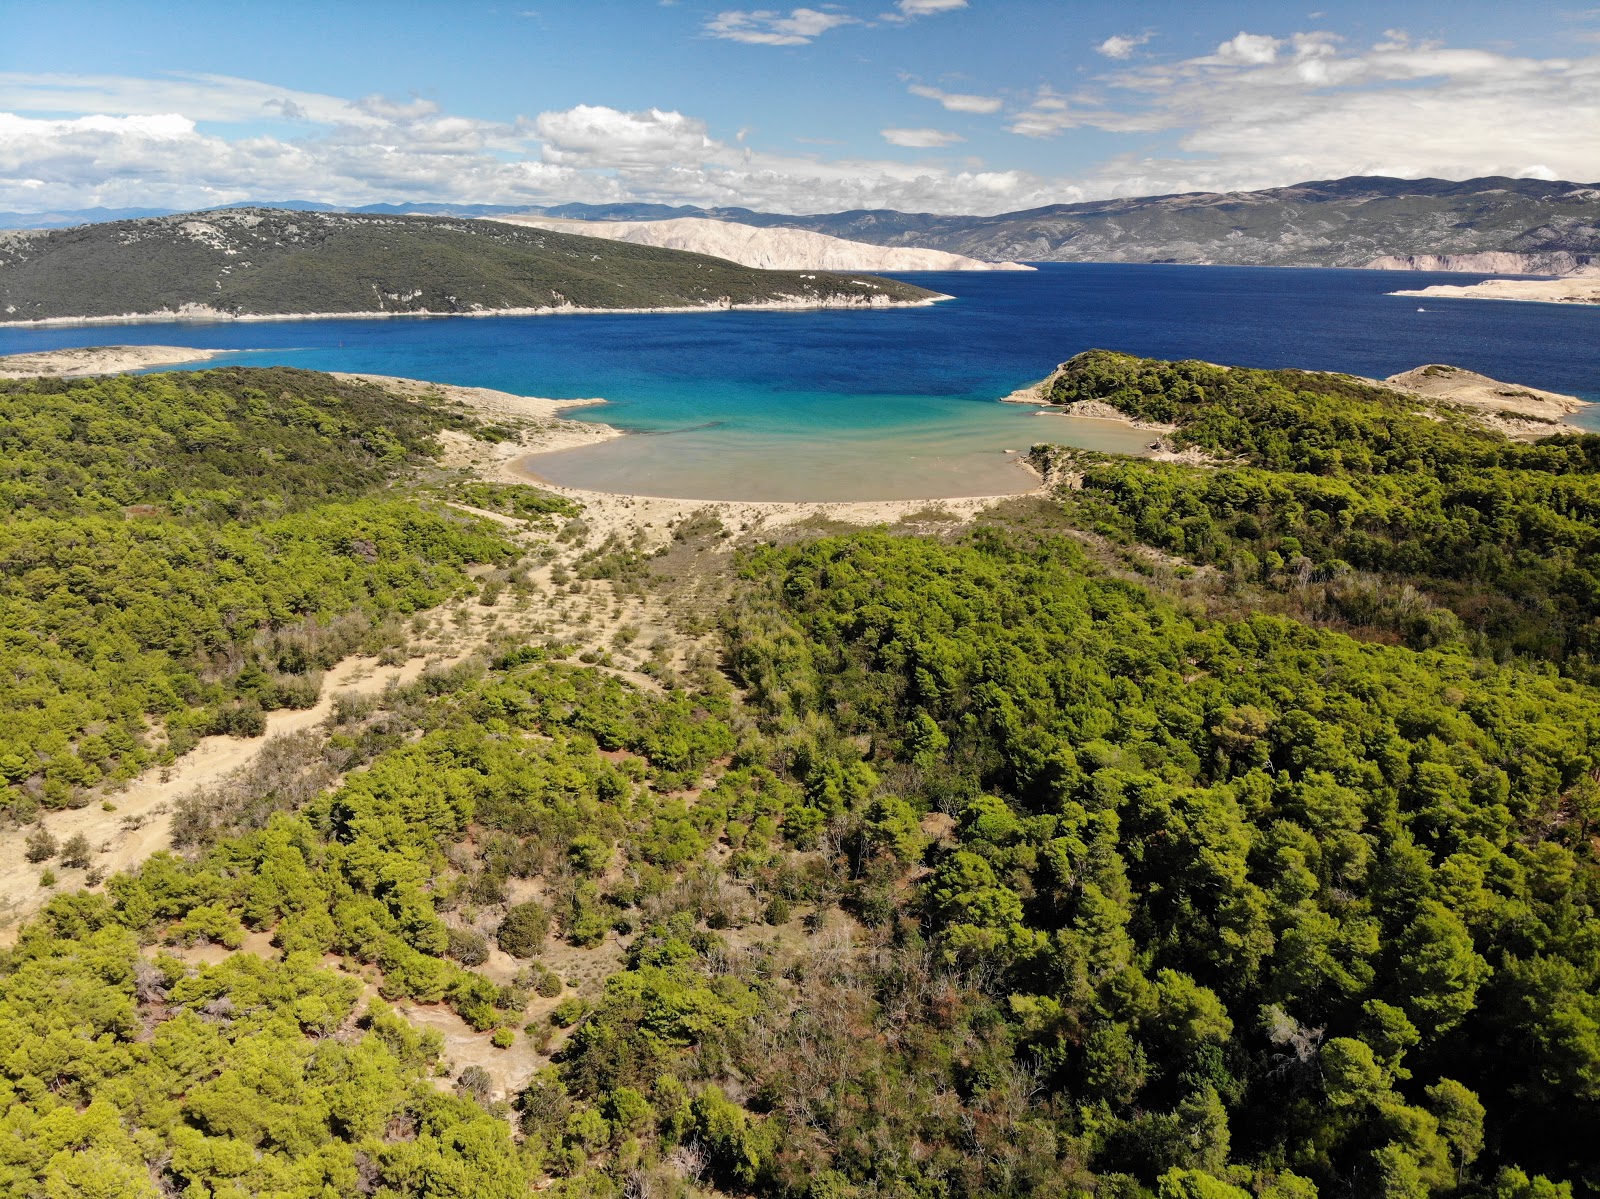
[3, 263, 1597, 501]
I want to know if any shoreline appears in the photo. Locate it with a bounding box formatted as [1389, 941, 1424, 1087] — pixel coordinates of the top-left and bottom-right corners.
[1390, 276, 1600, 307]
[342, 370, 1045, 516]
[0, 293, 952, 330]
[0, 344, 232, 377]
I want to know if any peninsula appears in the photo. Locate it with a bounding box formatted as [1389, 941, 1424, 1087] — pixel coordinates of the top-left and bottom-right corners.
[0, 208, 943, 325]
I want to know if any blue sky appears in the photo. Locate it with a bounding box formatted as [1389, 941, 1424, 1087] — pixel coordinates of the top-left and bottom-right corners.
[2, 0, 1597, 214]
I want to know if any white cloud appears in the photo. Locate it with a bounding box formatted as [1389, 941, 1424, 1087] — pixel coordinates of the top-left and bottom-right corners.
[703, 8, 857, 45]
[1053, 35, 1600, 197]
[881, 127, 964, 147]
[535, 106, 714, 167]
[887, 0, 967, 17]
[1206, 32, 1285, 65]
[907, 83, 1002, 114]
[0, 71, 389, 128]
[3, 33, 1598, 222]
[1007, 86, 1161, 138]
[1096, 32, 1153, 59]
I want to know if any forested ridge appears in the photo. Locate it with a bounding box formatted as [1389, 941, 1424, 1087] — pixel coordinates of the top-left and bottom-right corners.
[3, 360, 1598, 1199]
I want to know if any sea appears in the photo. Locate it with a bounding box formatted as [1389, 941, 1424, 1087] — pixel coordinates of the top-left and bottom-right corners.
[3, 263, 1597, 502]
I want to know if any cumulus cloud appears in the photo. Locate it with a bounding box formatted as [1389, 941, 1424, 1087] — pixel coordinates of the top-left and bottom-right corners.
[881, 127, 964, 147]
[1014, 36, 1600, 197]
[0, 78, 1066, 216]
[535, 106, 714, 167]
[1096, 32, 1153, 59]
[907, 83, 1002, 114]
[1204, 32, 1284, 65]
[703, 8, 856, 45]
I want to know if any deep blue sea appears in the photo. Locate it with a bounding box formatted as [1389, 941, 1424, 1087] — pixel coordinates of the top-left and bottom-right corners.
[4, 264, 1597, 500]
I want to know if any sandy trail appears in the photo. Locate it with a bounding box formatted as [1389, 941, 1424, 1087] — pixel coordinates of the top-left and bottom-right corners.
[0, 649, 468, 941]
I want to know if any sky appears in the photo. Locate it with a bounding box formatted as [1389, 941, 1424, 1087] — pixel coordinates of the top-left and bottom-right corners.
[2, 0, 1598, 216]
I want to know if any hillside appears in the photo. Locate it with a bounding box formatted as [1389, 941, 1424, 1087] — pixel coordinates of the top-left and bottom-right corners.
[3, 359, 1599, 1197]
[486, 213, 1032, 272]
[0, 208, 941, 324]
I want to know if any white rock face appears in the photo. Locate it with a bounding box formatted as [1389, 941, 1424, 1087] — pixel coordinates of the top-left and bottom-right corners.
[483, 215, 1033, 272]
[1365, 251, 1599, 276]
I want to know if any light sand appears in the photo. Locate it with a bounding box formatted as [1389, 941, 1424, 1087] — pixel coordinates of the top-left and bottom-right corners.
[0, 344, 229, 378]
[1391, 274, 1600, 306]
[0, 649, 460, 940]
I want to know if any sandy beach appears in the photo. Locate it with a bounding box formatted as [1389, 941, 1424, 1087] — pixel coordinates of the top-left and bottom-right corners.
[0, 343, 229, 377]
[341, 371, 1041, 546]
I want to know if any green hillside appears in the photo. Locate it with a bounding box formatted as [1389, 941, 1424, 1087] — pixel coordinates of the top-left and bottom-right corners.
[2, 360, 1597, 1199]
[1034, 351, 1600, 671]
[0, 208, 940, 322]
[0, 367, 511, 810]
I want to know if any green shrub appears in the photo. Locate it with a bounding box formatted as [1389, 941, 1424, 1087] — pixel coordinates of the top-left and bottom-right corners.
[497, 901, 552, 958]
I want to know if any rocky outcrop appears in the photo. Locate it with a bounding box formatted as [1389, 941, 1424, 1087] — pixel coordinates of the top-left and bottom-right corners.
[1365, 251, 1599, 276]
[484, 215, 1032, 272]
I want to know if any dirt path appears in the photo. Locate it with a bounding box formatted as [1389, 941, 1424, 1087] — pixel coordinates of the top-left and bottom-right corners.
[0, 648, 470, 941]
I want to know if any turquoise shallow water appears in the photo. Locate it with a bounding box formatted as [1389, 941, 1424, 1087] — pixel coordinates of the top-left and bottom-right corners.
[2, 264, 1596, 499]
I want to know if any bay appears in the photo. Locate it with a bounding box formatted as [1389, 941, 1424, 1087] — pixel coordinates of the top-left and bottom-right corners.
[2, 264, 1596, 500]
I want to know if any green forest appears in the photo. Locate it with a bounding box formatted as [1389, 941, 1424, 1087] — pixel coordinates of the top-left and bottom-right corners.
[0, 209, 939, 322]
[2, 360, 1597, 1199]
[0, 368, 510, 814]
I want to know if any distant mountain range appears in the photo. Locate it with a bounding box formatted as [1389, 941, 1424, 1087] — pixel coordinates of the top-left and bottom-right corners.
[0, 209, 940, 324]
[4, 176, 1597, 272]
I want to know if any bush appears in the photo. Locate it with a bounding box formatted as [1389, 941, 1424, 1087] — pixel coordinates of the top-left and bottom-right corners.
[764, 897, 793, 926]
[455, 1064, 493, 1103]
[491, 1026, 516, 1049]
[59, 832, 92, 870]
[550, 997, 588, 1028]
[497, 901, 552, 958]
[537, 969, 564, 998]
[447, 926, 491, 966]
[568, 834, 612, 875]
[23, 825, 56, 863]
